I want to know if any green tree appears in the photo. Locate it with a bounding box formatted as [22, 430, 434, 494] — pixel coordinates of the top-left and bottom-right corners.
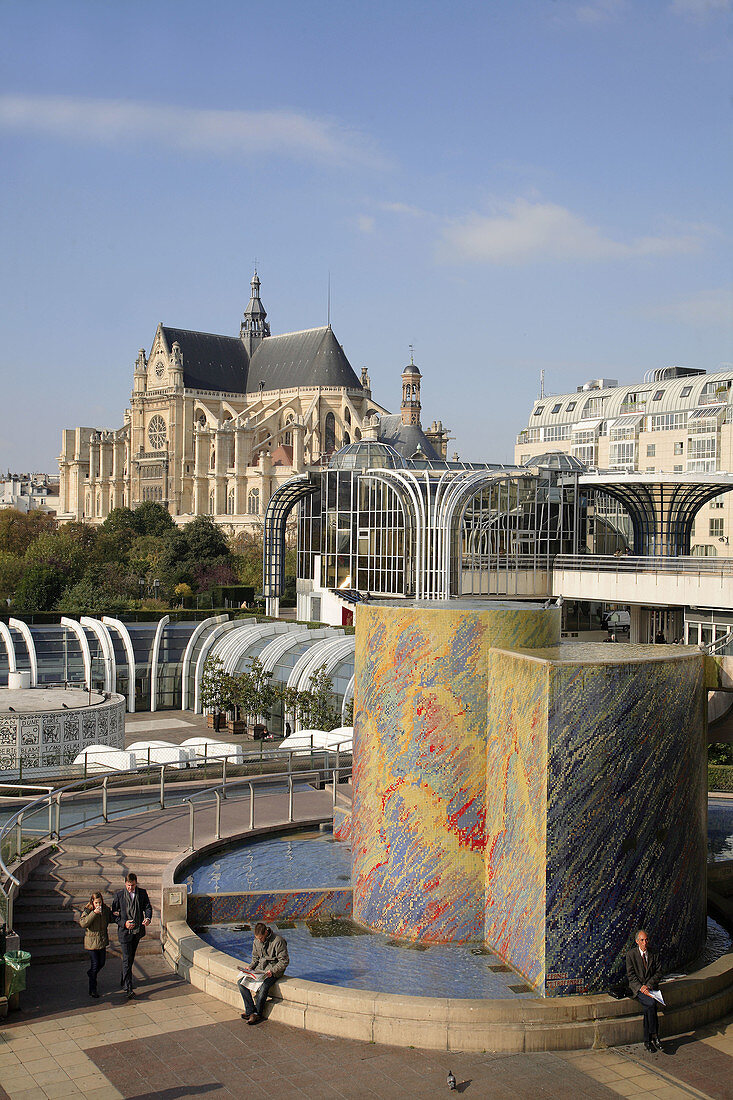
[232, 657, 277, 723]
[132, 501, 176, 537]
[24, 522, 97, 580]
[199, 656, 235, 731]
[288, 664, 341, 731]
[0, 551, 24, 603]
[14, 562, 69, 611]
[709, 742, 733, 766]
[159, 517, 234, 592]
[0, 509, 55, 556]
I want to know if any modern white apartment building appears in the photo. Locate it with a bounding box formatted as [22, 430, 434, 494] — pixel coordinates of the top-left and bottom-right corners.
[516, 366, 733, 560]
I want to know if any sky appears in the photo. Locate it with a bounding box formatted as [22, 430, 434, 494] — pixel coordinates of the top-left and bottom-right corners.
[1, 0, 732, 471]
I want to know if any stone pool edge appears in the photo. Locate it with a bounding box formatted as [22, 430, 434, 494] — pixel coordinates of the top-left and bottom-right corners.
[160, 821, 733, 1053]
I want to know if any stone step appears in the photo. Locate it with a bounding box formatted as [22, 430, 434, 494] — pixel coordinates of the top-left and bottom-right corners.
[54, 844, 177, 861]
[13, 909, 161, 933]
[44, 860, 170, 877]
[23, 873, 165, 893]
[21, 939, 161, 965]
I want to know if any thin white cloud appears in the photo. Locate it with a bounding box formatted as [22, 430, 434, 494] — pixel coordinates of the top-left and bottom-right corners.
[670, 0, 731, 15]
[0, 93, 383, 168]
[440, 199, 703, 265]
[647, 288, 733, 327]
[356, 214, 376, 234]
[574, 0, 626, 24]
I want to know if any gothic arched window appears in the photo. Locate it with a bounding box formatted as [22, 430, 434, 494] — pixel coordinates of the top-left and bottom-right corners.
[324, 412, 336, 454]
[209, 490, 215, 515]
[210, 447, 216, 470]
[227, 488, 235, 515]
[247, 488, 260, 515]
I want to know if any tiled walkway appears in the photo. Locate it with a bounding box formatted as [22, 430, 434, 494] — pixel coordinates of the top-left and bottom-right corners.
[1, 955, 732, 1099]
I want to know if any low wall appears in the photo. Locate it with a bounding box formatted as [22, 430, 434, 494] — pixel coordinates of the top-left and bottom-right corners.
[0, 693, 125, 772]
[162, 916, 733, 1052]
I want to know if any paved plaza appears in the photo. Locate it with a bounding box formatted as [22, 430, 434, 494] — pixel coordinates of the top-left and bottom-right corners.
[1, 955, 732, 1099]
[2, 718, 732, 1098]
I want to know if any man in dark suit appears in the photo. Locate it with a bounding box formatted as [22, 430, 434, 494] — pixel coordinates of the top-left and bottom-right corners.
[626, 929, 663, 1051]
[111, 872, 152, 998]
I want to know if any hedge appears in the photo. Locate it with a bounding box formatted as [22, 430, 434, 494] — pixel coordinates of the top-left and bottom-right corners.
[708, 764, 733, 793]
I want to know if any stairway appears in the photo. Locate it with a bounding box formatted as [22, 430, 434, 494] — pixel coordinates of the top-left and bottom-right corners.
[13, 844, 175, 964]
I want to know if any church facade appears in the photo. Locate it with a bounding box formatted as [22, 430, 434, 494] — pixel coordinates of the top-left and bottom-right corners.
[57, 275, 447, 531]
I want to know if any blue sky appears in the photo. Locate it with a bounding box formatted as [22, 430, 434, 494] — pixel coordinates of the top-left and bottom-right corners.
[1, 0, 731, 470]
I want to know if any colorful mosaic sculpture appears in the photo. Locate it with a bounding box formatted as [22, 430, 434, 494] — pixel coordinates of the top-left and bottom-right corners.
[352, 603, 707, 996]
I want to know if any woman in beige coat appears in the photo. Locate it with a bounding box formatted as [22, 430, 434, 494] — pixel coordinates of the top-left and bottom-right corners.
[79, 891, 114, 997]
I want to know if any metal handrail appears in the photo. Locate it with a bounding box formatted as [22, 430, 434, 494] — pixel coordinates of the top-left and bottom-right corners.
[706, 629, 733, 655]
[554, 553, 733, 577]
[182, 763, 352, 850]
[1, 736, 353, 781]
[0, 745, 353, 930]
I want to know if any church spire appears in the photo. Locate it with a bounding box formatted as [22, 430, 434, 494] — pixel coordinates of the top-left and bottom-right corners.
[240, 269, 271, 355]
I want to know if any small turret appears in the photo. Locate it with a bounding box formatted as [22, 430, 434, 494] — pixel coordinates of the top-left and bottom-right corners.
[361, 366, 371, 394]
[240, 270, 271, 356]
[134, 348, 147, 395]
[170, 341, 184, 390]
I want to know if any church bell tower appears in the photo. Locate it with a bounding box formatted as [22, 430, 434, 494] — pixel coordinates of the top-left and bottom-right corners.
[401, 350, 422, 426]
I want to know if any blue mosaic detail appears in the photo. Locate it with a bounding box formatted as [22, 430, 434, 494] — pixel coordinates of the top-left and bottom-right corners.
[188, 889, 352, 926]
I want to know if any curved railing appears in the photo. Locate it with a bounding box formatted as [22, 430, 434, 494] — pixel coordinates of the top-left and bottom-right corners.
[0, 743, 352, 932]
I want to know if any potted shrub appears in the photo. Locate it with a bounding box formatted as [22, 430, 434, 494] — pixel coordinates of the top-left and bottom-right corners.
[200, 655, 235, 732]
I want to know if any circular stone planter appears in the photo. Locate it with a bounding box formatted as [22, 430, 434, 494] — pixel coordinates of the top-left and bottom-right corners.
[160, 823, 733, 1052]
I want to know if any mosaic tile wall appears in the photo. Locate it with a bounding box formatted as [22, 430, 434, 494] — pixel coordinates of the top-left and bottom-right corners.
[484, 645, 707, 996]
[0, 695, 126, 770]
[351, 602, 707, 997]
[484, 649, 548, 989]
[188, 888, 352, 926]
[352, 603, 560, 943]
[543, 647, 707, 996]
[333, 805, 351, 842]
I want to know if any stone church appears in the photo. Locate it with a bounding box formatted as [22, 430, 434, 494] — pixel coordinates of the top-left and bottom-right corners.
[58, 274, 449, 530]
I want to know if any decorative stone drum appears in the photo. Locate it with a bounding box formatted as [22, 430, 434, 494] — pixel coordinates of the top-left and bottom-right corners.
[0, 687, 126, 771]
[351, 600, 707, 996]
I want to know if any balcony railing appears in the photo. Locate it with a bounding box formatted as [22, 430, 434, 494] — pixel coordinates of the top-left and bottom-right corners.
[554, 553, 733, 577]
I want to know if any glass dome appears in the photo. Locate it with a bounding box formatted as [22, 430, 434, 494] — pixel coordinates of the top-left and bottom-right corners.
[521, 451, 586, 472]
[328, 441, 406, 471]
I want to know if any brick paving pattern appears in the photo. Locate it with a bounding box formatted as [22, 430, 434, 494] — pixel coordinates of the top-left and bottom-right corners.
[1, 956, 732, 1098]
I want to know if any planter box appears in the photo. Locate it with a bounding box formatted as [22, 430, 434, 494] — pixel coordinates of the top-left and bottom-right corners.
[226, 719, 248, 734]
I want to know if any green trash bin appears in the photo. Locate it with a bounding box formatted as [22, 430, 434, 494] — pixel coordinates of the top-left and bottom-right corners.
[4, 950, 31, 996]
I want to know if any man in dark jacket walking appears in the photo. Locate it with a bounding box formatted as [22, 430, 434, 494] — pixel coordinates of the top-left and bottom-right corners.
[238, 922, 289, 1024]
[626, 929, 663, 1051]
[111, 872, 152, 998]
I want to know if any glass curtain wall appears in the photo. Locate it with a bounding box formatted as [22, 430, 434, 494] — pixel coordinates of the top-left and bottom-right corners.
[299, 471, 411, 597]
[458, 473, 579, 596]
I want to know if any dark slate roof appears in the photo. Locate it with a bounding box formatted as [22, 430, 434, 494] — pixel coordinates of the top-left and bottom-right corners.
[161, 327, 249, 393]
[248, 326, 361, 392]
[377, 414, 440, 461]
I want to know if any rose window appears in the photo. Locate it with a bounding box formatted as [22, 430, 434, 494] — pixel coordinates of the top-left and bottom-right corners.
[147, 415, 167, 450]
